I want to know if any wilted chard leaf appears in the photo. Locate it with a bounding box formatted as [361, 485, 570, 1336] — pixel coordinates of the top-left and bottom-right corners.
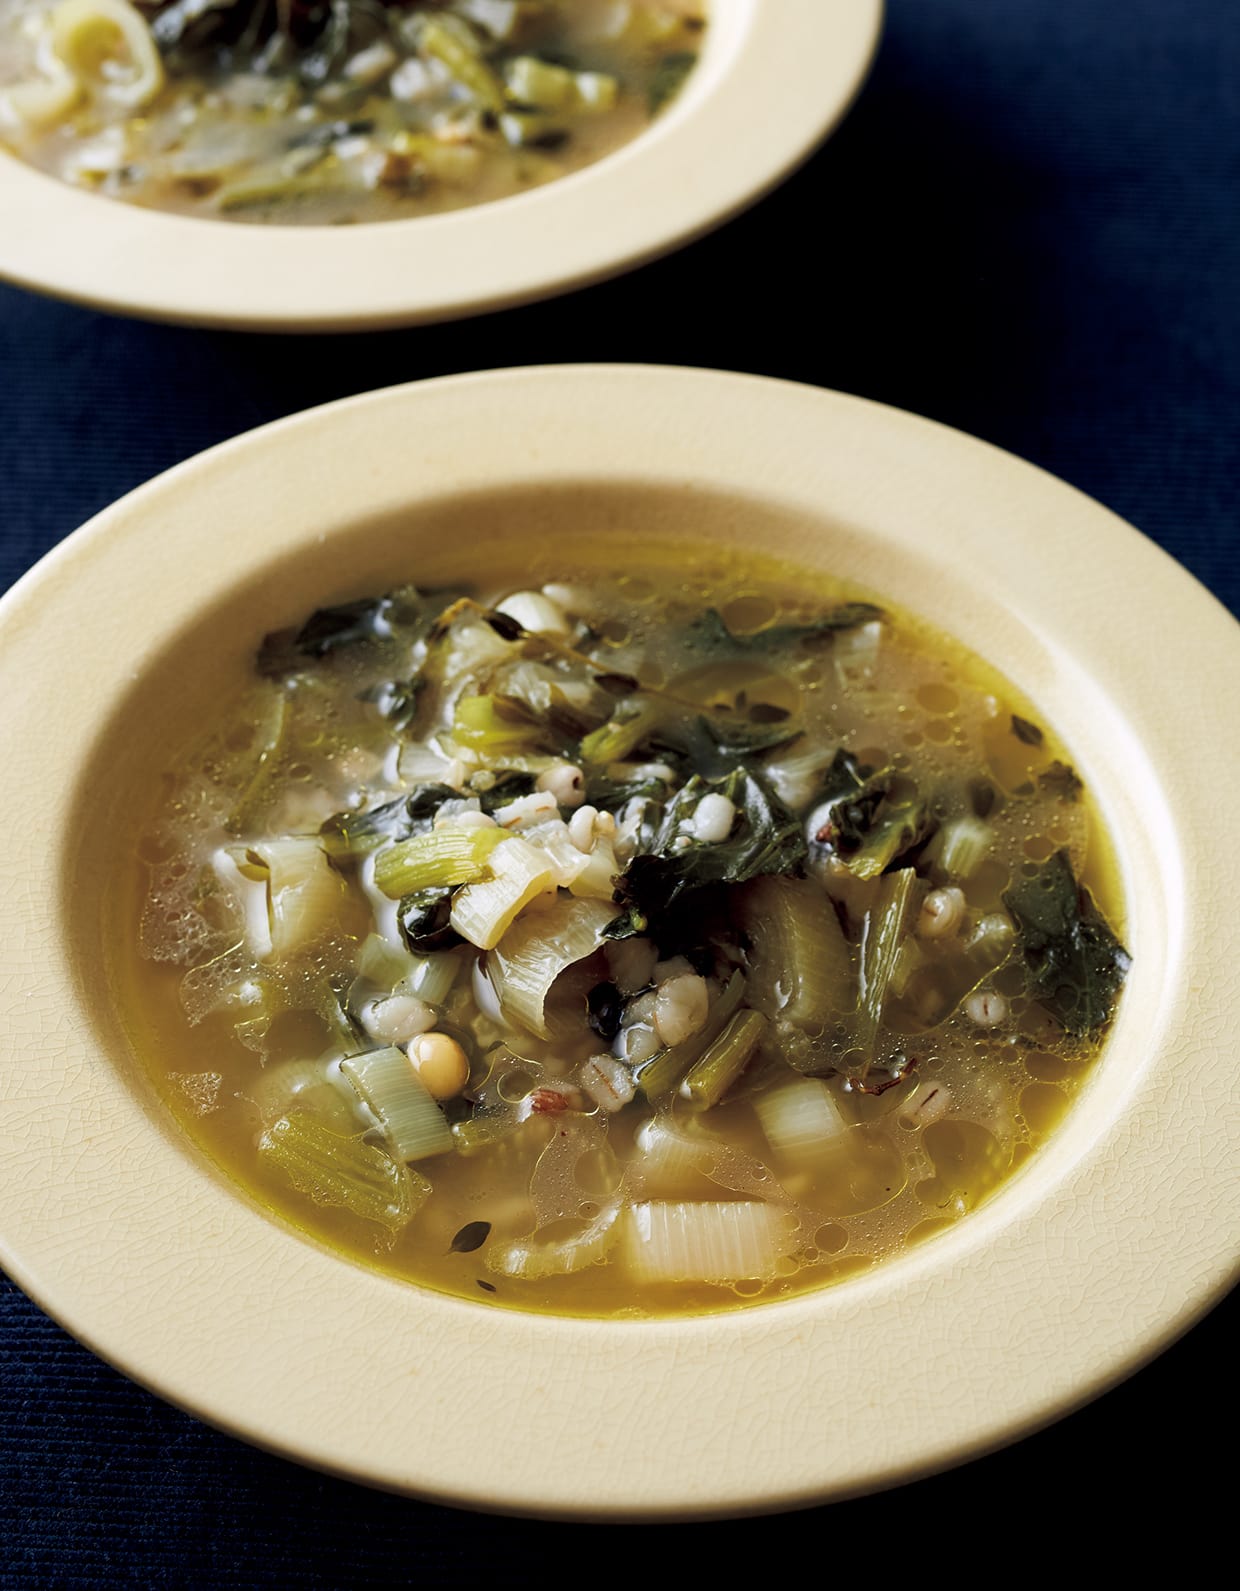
[619, 768, 806, 919]
[1004, 850, 1130, 1036]
[684, 604, 884, 659]
[809, 750, 931, 879]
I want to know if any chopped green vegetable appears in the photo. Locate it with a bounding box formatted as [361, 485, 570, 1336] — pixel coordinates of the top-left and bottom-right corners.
[374, 824, 508, 898]
[258, 1113, 429, 1232]
[685, 605, 884, 658]
[620, 769, 806, 919]
[1004, 851, 1130, 1036]
[810, 750, 931, 878]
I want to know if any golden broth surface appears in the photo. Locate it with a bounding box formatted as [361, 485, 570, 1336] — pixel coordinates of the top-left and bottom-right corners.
[117, 543, 1127, 1318]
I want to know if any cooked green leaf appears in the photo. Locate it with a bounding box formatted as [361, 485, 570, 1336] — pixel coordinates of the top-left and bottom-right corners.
[398, 886, 463, 954]
[1038, 761, 1083, 802]
[1004, 851, 1130, 1036]
[684, 605, 883, 659]
[256, 584, 446, 678]
[619, 768, 806, 919]
[319, 783, 457, 859]
[809, 750, 931, 879]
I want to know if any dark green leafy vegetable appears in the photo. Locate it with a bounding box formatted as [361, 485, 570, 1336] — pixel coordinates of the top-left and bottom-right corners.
[449, 1220, 492, 1255]
[474, 772, 538, 812]
[257, 585, 439, 678]
[620, 768, 806, 919]
[319, 783, 457, 859]
[580, 692, 799, 778]
[809, 750, 931, 879]
[397, 886, 462, 954]
[684, 604, 884, 658]
[1004, 850, 1130, 1036]
[1038, 761, 1084, 802]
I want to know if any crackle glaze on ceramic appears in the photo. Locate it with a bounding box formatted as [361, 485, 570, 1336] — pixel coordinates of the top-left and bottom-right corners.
[0, 1, 883, 330]
[0, 366, 1236, 1518]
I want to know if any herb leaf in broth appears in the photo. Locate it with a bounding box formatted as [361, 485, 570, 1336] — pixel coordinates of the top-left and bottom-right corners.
[621, 768, 806, 918]
[1004, 850, 1131, 1036]
[809, 750, 933, 880]
[685, 604, 885, 659]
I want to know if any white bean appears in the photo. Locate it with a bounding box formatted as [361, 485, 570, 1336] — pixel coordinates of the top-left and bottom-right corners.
[535, 762, 586, 809]
[688, 792, 736, 843]
[568, 805, 598, 852]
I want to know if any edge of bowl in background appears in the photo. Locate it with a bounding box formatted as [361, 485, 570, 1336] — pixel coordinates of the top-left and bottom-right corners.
[0, 1, 884, 331]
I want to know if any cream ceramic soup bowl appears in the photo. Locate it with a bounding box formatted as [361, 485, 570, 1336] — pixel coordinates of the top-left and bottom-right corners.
[0, 1, 883, 330]
[0, 365, 1236, 1518]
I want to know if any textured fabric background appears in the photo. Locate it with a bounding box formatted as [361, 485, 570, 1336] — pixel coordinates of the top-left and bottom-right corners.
[1, 0, 1236, 1580]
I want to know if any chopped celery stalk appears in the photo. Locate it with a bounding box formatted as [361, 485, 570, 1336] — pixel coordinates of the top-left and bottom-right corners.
[453, 694, 545, 756]
[450, 836, 556, 950]
[356, 931, 417, 989]
[520, 820, 590, 889]
[742, 875, 854, 1029]
[486, 1203, 621, 1279]
[340, 1046, 454, 1161]
[937, 816, 992, 880]
[631, 1118, 714, 1196]
[637, 970, 744, 1100]
[623, 1201, 793, 1284]
[217, 171, 361, 212]
[503, 56, 618, 112]
[373, 824, 508, 898]
[417, 15, 505, 112]
[753, 1077, 850, 1164]
[579, 696, 663, 765]
[857, 868, 922, 1069]
[680, 1009, 768, 1110]
[503, 55, 575, 106]
[489, 897, 617, 1037]
[258, 1113, 429, 1232]
[235, 837, 350, 959]
[567, 835, 620, 900]
[406, 950, 461, 1006]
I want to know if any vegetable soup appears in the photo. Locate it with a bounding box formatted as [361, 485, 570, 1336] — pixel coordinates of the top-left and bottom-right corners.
[120, 546, 1129, 1318]
[0, 1, 704, 224]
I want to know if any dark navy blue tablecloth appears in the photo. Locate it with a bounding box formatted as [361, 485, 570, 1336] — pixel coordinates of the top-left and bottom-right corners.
[2, 1, 1237, 1581]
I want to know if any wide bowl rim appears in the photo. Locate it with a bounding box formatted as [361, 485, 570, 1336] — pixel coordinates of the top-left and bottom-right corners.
[0, 0, 884, 330]
[0, 364, 1237, 1519]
